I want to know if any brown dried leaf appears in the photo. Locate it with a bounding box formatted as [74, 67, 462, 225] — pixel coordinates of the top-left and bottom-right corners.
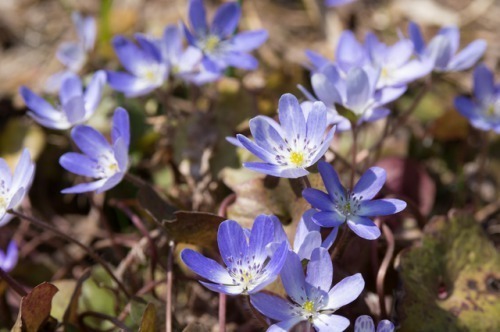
[161, 211, 225, 248]
[139, 303, 156, 332]
[11, 282, 59, 332]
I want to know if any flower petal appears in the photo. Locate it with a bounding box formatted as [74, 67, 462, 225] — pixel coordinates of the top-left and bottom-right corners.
[181, 249, 233, 284]
[314, 314, 350, 332]
[106, 71, 158, 97]
[318, 161, 346, 199]
[347, 215, 380, 240]
[61, 178, 109, 194]
[188, 0, 208, 35]
[326, 273, 365, 310]
[59, 73, 83, 105]
[59, 152, 100, 177]
[111, 107, 130, 147]
[217, 220, 248, 268]
[19, 87, 60, 122]
[448, 39, 487, 72]
[84, 70, 106, 115]
[71, 125, 112, 159]
[211, 2, 241, 38]
[250, 241, 288, 294]
[473, 64, 495, 102]
[306, 247, 332, 292]
[249, 214, 277, 262]
[230, 30, 268, 52]
[280, 251, 307, 305]
[312, 211, 345, 228]
[237, 134, 276, 163]
[250, 292, 295, 321]
[267, 317, 304, 332]
[199, 281, 243, 295]
[377, 320, 395, 332]
[305, 101, 328, 146]
[358, 199, 406, 217]
[353, 167, 386, 200]
[408, 22, 425, 56]
[243, 162, 309, 178]
[112, 36, 149, 76]
[354, 315, 375, 332]
[278, 93, 307, 143]
[303, 189, 335, 211]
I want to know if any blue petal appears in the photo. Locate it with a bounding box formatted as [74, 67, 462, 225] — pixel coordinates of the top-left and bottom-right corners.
[306, 247, 332, 292]
[62, 96, 86, 125]
[162, 24, 183, 61]
[326, 273, 365, 309]
[112, 107, 130, 147]
[309, 125, 336, 165]
[280, 251, 307, 304]
[95, 172, 125, 194]
[249, 116, 286, 154]
[305, 101, 328, 146]
[44, 70, 74, 94]
[377, 320, 395, 332]
[353, 167, 386, 199]
[250, 293, 295, 321]
[71, 125, 112, 159]
[385, 39, 414, 68]
[325, 0, 356, 7]
[437, 26, 459, 55]
[360, 107, 390, 124]
[106, 71, 158, 97]
[249, 214, 276, 262]
[199, 281, 243, 295]
[19, 87, 59, 122]
[312, 211, 345, 228]
[408, 22, 426, 56]
[2, 240, 19, 272]
[72, 12, 96, 51]
[318, 161, 345, 199]
[243, 162, 299, 178]
[302, 188, 335, 211]
[230, 30, 268, 52]
[0, 159, 12, 189]
[335, 30, 367, 72]
[211, 2, 241, 38]
[217, 220, 248, 268]
[473, 64, 495, 102]
[134, 33, 163, 62]
[267, 317, 304, 332]
[454, 96, 479, 120]
[11, 149, 34, 197]
[188, 0, 208, 35]
[294, 209, 320, 250]
[220, 52, 258, 70]
[112, 36, 149, 76]
[346, 215, 380, 240]
[296, 231, 322, 261]
[113, 137, 129, 172]
[61, 178, 108, 194]
[56, 42, 86, 71]
[237, 134, 276, 163]
[314, 314, 350, 332]
[448, 40, 487, 72]
[84, 70, 106, 115]
[354, 315, 375, 332]
[181, 249, 233, 284]
[305, 50, 331, 71]
[249, 241, 288, 294]
[59, 73, 83, 105]
[311, 65, 344, 106]
[278, 93, 307, 144]
[391, 59, 433, 86]
[426, 35, 453, 70]
[59, 152, 100, 177]
[346, 68, 371, 113]
[358, 199, 406, 217]
[322, 227, 339, 250]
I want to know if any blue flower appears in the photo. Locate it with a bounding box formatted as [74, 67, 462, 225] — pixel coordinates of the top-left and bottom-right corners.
[251, 248, 365, 331]
[307, 65, 401, 125]
[59, 107, 130, 194]
[154, 24, 219, 85]
[303, 161, 406, 240]
[408, 22, 486, 72]
[270, 209, 338, 261]
[235, 93, 335, 178]
[325, 0, 357, 7]
[107, 35, 168, 97]
[0, 149, 35, 227]
[355, 315, 394, 332]
[0, 241, 19, 273]
[454, 64, 500, 133]
[46, 12, 97, 92]
[20, 71, 106, 130]
[184, 0, 268, 73]
[364, 32, 432, 89]
[181, 215, 288, 295]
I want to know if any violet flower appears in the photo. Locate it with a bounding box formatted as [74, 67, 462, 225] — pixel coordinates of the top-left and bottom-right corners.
[454, 64, 500, 133]
[46, 12, 97, 92]
[408, 22, 486, 73]
[0, 149, 35, 227]
[181, 214, 288, 295]
[235, 93, 335, 178]
[251, 248, 365, 331]
[21, 71, 105, 130]
[184, 0, 268, 73]
[59, 107, 129, 194]
[355, 315, 394, 332]
[107, 35, 168, 97]
[303, 161, 406, 240]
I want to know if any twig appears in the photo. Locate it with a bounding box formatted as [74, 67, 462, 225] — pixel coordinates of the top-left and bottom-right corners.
[8, 210, 136, 301]
[79, 311, 132, 331]
[166, 240, 175, 332]
[376, 222, 395, 319]
[0, 267, 27, 297]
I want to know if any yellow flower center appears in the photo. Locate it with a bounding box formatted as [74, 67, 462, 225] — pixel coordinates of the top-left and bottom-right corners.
[204, 35, 220, 53]
[289, 151, 305, 167]
[303, 300, 315, 314]
[0, 196, 6, 209]
[144, 70, 157, 82]
[487, 104, 496, 116]
[108, 163, 119, 173]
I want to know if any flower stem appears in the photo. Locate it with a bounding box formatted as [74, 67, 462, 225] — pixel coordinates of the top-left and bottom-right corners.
[166, 240, 175, 332]
[475, 130, 490, 208]
[0, 267, 27, 297]
[245, 295, 269, 328]
[350, 126, 358, 189]
[8, 210, 136, 301]
[301, 175, 312, 189]
[330, 225, 350, 262]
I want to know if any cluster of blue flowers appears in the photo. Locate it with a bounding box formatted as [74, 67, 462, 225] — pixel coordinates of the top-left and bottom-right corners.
[0, 0, 497, 330]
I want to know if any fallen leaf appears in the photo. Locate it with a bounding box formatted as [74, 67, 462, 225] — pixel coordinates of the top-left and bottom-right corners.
[139, 303, 156, 332]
